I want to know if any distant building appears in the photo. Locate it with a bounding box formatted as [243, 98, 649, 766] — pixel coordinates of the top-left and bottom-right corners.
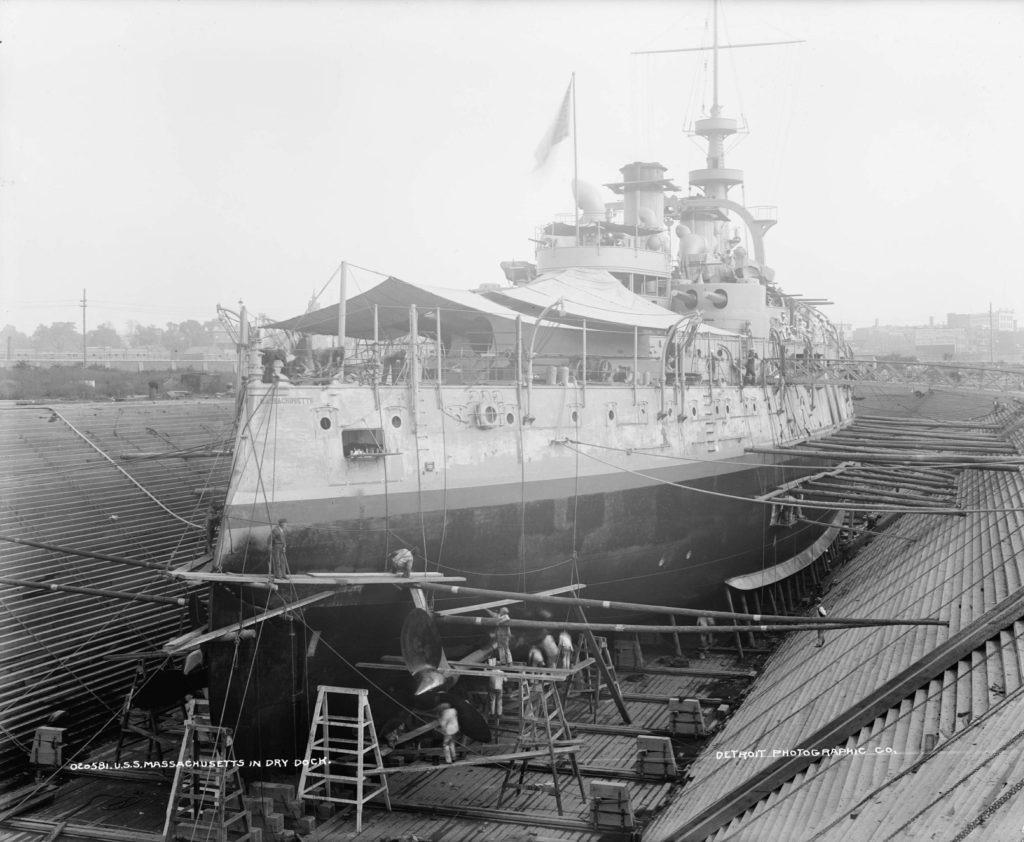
[913, 327, 967, 359]
[947, 309, 1016, 332]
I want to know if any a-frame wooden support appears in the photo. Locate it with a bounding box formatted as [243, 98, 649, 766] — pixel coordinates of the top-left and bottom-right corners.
[498, 669, 585, 815]
[297, 685, 391, 833]
[572, 606, 631, 724]
[162, 699, 252, 842]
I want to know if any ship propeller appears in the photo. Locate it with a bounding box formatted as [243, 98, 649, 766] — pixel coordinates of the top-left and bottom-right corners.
[400, 607, 452, 696]
[399, 607, 493, 743]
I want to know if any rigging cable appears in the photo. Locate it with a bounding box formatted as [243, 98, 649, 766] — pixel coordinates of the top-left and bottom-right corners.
[49, 407, 202, 529]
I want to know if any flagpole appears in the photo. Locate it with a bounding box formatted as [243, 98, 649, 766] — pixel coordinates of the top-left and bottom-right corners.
[572, 72, 579, 245]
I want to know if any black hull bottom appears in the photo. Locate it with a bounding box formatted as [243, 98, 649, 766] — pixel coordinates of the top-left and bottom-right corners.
[209, 459, 832, 762]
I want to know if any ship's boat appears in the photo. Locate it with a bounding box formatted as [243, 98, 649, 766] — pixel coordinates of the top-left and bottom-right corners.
[201, 51, 854, 764]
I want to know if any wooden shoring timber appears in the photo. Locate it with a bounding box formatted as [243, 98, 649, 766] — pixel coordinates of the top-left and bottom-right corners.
[840, 428, 1007, 446]
[812, 438, 1012, 455]
[747, 446, 1024, 469]
[0, 574, 186, 607]
[434, 616, 947, 635]
[413, 581, 948, 628]
[0, 534, 172, 572]
[668, 583, 1024, 842]
[168, 570, 466, 587]
[755, 466, 853, 502]
[798, 483, 953, 507]
[852, 464, 957, 482]
[854, 414, 1005, 429]
[805, 475, 953, 499]
[855, 464, 960, 481]
[162, 591, 333, 653]
[766, 496, 967, 515]
[827, 439, 1013, 456]
[827, 439, 1012, 455]
[817, 474, 956, 498]
[769, 483, 943, 507]
[791, 488, 952, 509]
[436, 583, 587, 616]
[843, 420, 1006, 437]
[839, 469, 956, 493]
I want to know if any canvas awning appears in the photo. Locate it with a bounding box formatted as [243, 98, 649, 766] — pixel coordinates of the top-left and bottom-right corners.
[266, 277, 543, 339]
[481, 267, 738, 335]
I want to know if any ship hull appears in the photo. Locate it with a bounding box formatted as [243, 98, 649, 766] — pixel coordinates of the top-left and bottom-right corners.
[217, 452, 823, 610]
[207, 451, 833, 763]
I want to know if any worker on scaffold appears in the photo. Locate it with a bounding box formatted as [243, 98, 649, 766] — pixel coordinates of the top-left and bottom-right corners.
[487, 657, 505, 719]
[269, 518, 289, 579]
[540, 630, 559, 668]
[557, 630, 574, 670]
[494, 606, 513, 666]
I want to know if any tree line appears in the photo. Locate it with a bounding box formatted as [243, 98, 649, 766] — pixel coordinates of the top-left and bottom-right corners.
[0, 319, 226, 354]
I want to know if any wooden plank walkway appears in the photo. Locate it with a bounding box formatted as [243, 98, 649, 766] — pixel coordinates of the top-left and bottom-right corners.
[1, 647, 758, 841]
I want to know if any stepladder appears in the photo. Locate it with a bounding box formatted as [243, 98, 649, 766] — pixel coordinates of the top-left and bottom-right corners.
[499, 671, 585, 816]
[163, 698, 253, 842]
[297, 685, 391, 833]
[564, 633, 628, 723]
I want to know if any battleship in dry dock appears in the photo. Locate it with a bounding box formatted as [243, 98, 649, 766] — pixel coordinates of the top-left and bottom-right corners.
[196, 56, 855, 761]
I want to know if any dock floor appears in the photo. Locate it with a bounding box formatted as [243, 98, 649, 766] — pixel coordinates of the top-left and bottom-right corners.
[0, 646, 763, 841]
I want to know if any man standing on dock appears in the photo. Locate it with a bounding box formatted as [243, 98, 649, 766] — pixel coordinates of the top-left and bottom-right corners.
[269, 519, 289, 579]
[815, 602, 828, 647]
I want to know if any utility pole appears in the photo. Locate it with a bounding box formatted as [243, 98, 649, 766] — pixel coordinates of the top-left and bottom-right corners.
[989, 301, 994, 364]
[81, 288, 87, 367]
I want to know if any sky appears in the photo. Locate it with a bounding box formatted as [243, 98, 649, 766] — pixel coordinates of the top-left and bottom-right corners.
[2, 0, 1023, 337]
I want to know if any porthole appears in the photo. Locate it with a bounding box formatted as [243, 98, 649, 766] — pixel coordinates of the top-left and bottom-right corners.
[506, 411, 516, 425]
[607, 409, 616, 422]
[714, 404, 720, 415]
[725, 403, 731, 414]
[391, 415, 402, 428]
[319, 417, 332, 430]
[571, 410, 579, 424]
[691, 406, 697, 417]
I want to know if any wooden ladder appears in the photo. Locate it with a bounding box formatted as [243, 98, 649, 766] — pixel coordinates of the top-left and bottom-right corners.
[563, 634, 604, 720]
[702, 393, 719, 452]
[498, 673, 585, 815]
[564, 632, 628, 723]
[296, 685, 391, 833]
[162, 699, 252, 842]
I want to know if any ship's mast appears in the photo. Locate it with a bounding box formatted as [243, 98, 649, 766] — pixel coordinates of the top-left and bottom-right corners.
[690, 0, 741, 206]
[634, 1, 801, 258]
[713, 0, 720, 116]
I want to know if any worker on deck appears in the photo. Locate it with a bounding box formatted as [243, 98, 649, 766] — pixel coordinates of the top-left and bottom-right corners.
[744, 350, 759, 386]
[697, 615, 715, 660]
[438, 704, 459, 764]
[269, 519, 289, 579]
